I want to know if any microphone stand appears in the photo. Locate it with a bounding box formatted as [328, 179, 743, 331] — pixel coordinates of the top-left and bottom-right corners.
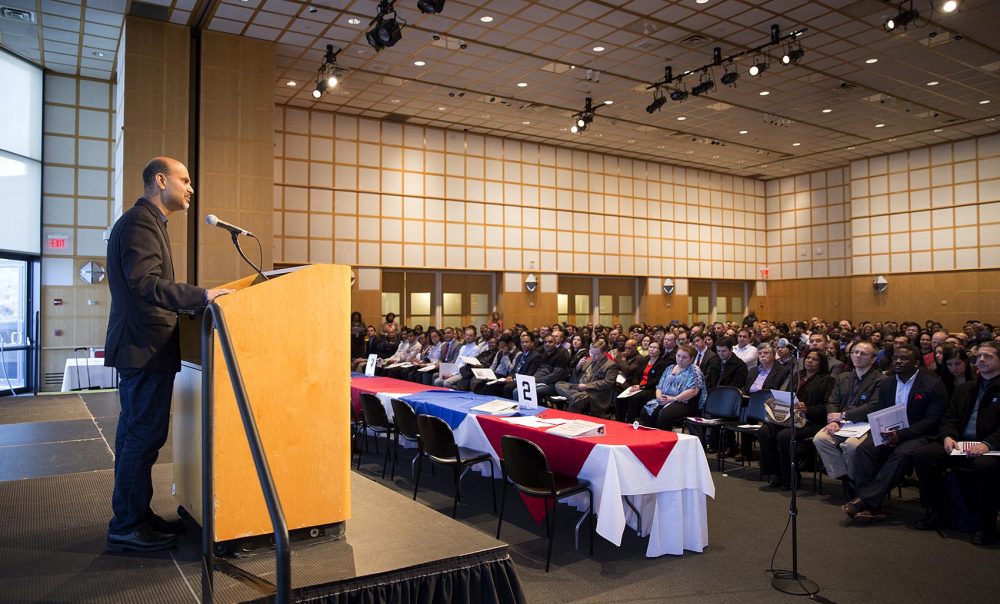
[771, 342, 818, 596]
[230, 232, 269, 283]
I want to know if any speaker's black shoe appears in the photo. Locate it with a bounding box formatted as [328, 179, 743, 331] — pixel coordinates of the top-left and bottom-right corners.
[147, 513, 185, 535]
[107, 526, 177, 553]
[914, 509, 948, 531]
[971, 529, 998, 546]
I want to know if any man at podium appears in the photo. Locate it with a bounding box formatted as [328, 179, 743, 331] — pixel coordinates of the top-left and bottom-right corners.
[104, 157, 232, 553]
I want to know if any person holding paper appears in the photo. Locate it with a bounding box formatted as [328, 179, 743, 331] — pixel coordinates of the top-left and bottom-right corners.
[759, 350, 834, 491]
[435, 327, 484, 387]
[616, 340, 670, 424]
[813, 341, 886, 495]
[555, 338, 621, 418]
[842, 345, 947, 522]
[639, 344, 707, 431]
[470, 334, 516, 393]
[422, 327, 460, 386]
[479, 333, 541, 399]
[912, 341, 1000, 545]
[380, 327, 422, 376]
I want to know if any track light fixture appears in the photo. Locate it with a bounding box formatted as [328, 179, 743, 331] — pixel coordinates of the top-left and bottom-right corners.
[720, 62, 739, 87]
[646, 87, 667, 113]
[647, 25, 805, 102]
[312, 44, 343, 99]
[884, 0, 919, 31]
[570, 97, 597, 134]
[367, 0, 405, 51]
[691, 71, 715, 96]
[416, 0, 446, 14]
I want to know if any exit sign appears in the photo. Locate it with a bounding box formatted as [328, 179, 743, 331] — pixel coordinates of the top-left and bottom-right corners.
[48, 238, 67, 249]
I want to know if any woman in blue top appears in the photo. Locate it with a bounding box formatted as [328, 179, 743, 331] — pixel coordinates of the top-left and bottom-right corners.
[640, 343, 707, 431]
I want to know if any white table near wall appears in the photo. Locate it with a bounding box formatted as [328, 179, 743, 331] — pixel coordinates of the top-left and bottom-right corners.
[61, 358, 117, 391]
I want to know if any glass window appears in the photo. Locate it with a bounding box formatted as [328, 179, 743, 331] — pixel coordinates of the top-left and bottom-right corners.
[410, 292, 431, 316]
[618, 295, 632, 314]
[0, 258, 29, 391]
[443, 292, 462, 316]
[599, 295, 613, 314]
[557, 294, 568, 314]
[574, 294, 590, 316]
[380, 292, 400, 318]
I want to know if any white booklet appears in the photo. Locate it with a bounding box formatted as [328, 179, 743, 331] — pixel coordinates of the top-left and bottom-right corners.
[417, 364, 438, 373]
[502, 416, 568, 428]
[459, 355, 482, 366]
[471, 399, 519, 415]
[617, 387, 641, 399]
[385, 361, 412, 369]
[950, 442, 1000, 456]
[868, 405, 909, 446]
[835, 422, 872, 439]
[547, 419, 605, 438]
[688, 416, 723, 425]
[439, 362, 459, 378]
[472, 367, 498, 380]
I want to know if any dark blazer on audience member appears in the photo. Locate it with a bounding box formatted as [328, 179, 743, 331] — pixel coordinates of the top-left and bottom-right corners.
[509, 349, 543, 379]
[867, 370, 948, 443]
[745, 362, 791, 395]
[637, 357, 671, 392]
[789, 371, 836, 427]
[934, 377, 1000, 451]
[694, 349, 721, 390]
[716, 354, 749, 390]
[534, 346, 570, 386]
[826, 366, 887, 422]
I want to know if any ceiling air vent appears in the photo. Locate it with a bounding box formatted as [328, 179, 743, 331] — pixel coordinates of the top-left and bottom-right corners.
[679, 34, 710, 48]
[383, 113, 411, 123]
[835, 82, 856, 91]
[0, 7, 35, 23]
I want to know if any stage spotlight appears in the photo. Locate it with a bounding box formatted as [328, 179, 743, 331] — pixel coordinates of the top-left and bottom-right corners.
[720, 63, 739, 87]
[670, 87, 688, 101]
[312, 44, 343, 99]
[367, 1, 404, 50]
[691, 78, 715, 97]
[884, 6, 919, 31]
[749, 57, 768, 76]
[312, 83, 324, 99]
[940, 0, 958, 12]
[417, 0, 446, 13]
[782, 46, 805, 65]
[646, 89, 667, 113]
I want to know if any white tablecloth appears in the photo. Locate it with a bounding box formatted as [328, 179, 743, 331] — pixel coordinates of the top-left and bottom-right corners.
[370, 389, 715, 557]
[61, 358, 117, 391]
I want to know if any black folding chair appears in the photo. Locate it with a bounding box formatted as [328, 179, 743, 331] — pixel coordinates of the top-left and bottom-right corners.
[729, 390, 770, 476]
[389, 398, 422, 483]
[359, 393, 395, 478]
[415, 414, 496, 518]
[497, 435, 594, 572]
[684, 386, 744, 471]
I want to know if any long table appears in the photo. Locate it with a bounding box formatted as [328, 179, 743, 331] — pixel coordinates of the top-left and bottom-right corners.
[353, 376, 715, 558]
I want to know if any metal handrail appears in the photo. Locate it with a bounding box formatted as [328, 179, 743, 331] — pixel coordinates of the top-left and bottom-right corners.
[201, 302, 290, 604]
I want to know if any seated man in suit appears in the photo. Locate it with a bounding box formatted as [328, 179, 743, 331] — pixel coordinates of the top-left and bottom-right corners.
[716, 337, 749, 389]
[479, 333, 542, 399]
[555, 338, 620, 417]
[813, 340, 886, 494]
[912, 341, 1000, 545]
[692, 333, 720, 391]
[843, 345, 947, 522]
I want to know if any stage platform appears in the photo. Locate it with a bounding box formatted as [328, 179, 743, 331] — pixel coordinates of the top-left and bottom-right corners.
[0, 463, 523, 603]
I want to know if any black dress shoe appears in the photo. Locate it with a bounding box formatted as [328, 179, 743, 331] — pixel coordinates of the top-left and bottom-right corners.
[914, 509, 948, 531]
[107, 526, 177, 553]
[147, 513, 185, 535]
[971, 530, 999, 546]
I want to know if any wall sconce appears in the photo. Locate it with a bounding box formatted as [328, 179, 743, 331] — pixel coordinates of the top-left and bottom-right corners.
[663, 278, 675, 295]
[525, 273, 538, 293]
[873, 275, 889, 294]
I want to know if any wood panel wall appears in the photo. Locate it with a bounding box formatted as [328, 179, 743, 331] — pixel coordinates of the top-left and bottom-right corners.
[197, 30, 275, 287]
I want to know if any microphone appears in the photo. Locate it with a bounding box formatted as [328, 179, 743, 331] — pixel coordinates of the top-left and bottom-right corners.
[206, 214, 254, 237]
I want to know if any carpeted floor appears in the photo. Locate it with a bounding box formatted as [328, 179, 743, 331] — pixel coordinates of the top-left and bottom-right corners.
[0, 391, 997, 603]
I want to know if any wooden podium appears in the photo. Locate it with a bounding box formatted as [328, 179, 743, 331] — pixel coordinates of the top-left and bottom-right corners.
[172, 264, 352, 546]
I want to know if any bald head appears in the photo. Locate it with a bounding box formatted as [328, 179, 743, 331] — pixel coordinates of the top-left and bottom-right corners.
[142, 157, 192, 215]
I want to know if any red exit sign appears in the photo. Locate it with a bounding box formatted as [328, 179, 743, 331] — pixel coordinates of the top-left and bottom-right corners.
[48, 238, 67, 249]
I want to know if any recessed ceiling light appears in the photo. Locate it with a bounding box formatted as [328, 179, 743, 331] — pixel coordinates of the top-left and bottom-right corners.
[348, 18, 361, 25]
[686, 150, 694, 154]
[822, 108, 832, 113]
[414, 60, 426, 66]
[677, 116, 687, 121]
[759, 90, 770, 96]
[934, 128, 943, 132]
[987, 117, 995, 122]
[980, 99, 991, 104]
[865, 58, 878, 64]
[627, 139, 636, 143]
[391, 98, 400, 103]
[792, 142, 801, 146]
[522, 121, 531, 125]
[888, 138, 896, 142]
[847, 146, 856, 150]
[480, 16, 494, 23]
[592, 46, 605, 52]
[875, 123, 885, 127]
[926, 80, 939, 86]
[516, 82, 527, 87]
[697, 0, 710, 4]
[438, 106, 447, 111]
[603, 100, 613, 105]
[941, 0, 958, 12]
[285, 81, 296, 87]
[738, 130, 748, 134]
[657, 145, 665, 149]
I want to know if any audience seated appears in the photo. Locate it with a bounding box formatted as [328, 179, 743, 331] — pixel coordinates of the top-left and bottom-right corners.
[913, 341, 1000, 545]
[554, 338, 620, 418]
[639, 343, 706, 431]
